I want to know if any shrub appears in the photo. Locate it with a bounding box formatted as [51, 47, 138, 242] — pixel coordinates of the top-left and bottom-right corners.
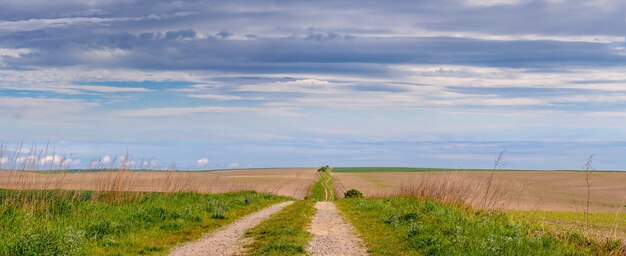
[344, 189, 363, 198]
[317, 165, 332, 172]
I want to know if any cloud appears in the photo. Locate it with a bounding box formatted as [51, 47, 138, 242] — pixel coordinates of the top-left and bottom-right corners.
[0, 48, 31, 66]
[119, 155, 135, 167]
[0, 11, 195, 32]
[0, 48, 31, 58]
[464, 0, 528, 7]
[196, 158, 209, 167]
[100, 155, 112, 164]
[165, 29, 197, 40]
[0, 96, 98, 121]
[187, 94, 245, 101]
[142, 159, 159, 168]
[16, 155, 38, 165]
[15, 154, 80, 168]
[0, 157, 8, 165]
[226, 162, 239, 169]
[120, 106, 296, 117]
[237, 79, 334, 93]
[280, 79, 331, 86]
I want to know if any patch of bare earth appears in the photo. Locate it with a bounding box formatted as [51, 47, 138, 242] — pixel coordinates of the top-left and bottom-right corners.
[307, 202, 368, 256]
[168, 201, 294, 256]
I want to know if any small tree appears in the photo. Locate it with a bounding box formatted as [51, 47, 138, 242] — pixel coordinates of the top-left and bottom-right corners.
[317, 165, 332, 173]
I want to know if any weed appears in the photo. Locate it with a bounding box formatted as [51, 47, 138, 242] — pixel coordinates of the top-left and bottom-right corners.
[211, 206, 227, 219]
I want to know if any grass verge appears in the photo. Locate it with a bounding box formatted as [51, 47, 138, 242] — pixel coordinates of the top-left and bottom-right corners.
[0, 189, 285, 255]
[241, 200, 316, 256]
[336, 197, 624, 255]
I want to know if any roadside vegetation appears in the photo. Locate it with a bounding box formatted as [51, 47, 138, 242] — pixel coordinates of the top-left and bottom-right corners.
[0, 189, 284, 255]
[337, 197, 625, 255]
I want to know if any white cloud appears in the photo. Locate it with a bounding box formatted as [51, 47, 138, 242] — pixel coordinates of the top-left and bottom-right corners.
[188, 94, 244, 101]
[0, 157, 9, 165]
[0, 48, 31, 58]
[0, 12, 195, 33]
[120, 106, 296, 117]
[196, 158, 209, 167]
[39, 154, 65, 165]
[0, 48, 31, 66]
[226, 162, 239, 169]
[142, 159, 159, 168]
[16, 155, 37, 165]
[118, 155, 135, 167]
[279, 79, 331, 86]
[79, 48, 130, 61]
[237, 79, 335, 93]
[100, 155, 112, 164]
[65, 84, 151, 93]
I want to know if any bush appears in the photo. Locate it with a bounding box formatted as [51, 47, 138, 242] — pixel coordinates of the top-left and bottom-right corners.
[344, 189, 363, 198]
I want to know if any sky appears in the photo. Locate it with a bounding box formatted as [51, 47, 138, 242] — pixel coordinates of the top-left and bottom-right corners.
[0, 0, 625, 170]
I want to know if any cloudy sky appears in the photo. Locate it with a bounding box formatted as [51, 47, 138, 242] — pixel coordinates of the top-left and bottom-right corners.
[0, 0, 625, 170]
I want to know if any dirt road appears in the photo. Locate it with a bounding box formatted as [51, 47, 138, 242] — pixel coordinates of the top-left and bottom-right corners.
[168, 201, 294, 256]
[307, 202, 368, 256]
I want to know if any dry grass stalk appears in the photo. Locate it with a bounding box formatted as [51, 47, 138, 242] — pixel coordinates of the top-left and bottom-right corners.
[583, 154, 594, 231]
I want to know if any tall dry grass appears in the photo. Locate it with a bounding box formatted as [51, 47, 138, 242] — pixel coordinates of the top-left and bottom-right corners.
[338, 171, 510, 210]
[334, 152, 511, 210]
[0, 143, 316, 212]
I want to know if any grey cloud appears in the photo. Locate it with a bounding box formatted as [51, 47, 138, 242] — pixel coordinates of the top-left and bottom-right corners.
[216, 31, 232, 38]
[165, 29, 196, 40]
[5, 32, 621, 73]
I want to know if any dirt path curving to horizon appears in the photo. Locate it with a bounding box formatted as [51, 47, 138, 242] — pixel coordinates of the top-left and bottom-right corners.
[168, 201, 294, 256]
[321, 174, 332, 201]
[307, 202, 368, 256]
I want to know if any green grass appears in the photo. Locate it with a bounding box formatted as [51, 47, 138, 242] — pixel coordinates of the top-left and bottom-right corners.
[0, 189, 285, 256]
[510, 210, 626, 242]
[309, 172, 335, 201]
[242, 200, 316, 256]
[336, 197, 623, 255]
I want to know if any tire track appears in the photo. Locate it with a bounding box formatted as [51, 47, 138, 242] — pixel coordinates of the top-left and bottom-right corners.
[307, 202, 368, 256]
[169, 201, 294, 256]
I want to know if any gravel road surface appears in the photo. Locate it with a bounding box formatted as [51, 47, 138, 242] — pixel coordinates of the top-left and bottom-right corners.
[307, 202, 368, 256]
[169, 201, 294, 256]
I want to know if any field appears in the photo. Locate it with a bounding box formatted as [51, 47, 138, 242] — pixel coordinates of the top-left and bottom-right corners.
[332, 170, 626, 212]
[1, 167, 625, 255]
[0, 168, 317, 200]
